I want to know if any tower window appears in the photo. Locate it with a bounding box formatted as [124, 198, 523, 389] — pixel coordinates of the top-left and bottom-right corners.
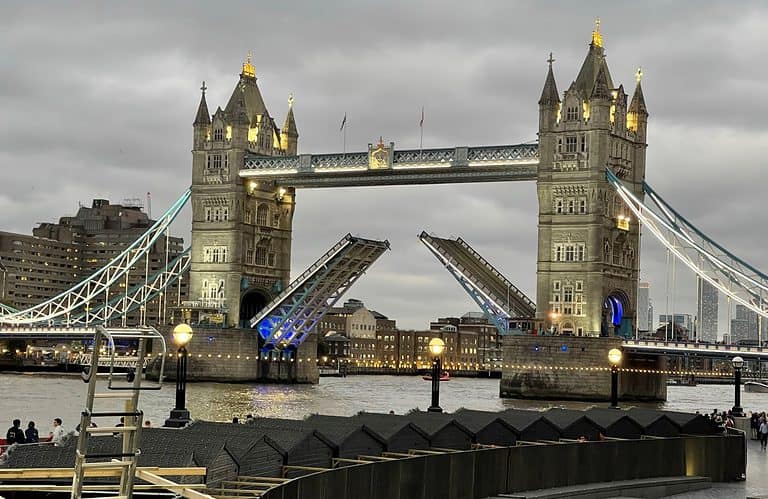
[580, 135, 587, 153]
[206, 154, 223, 170]
[555, 198, 564, 214]
[565, 136, 577, 153]
[256, 204, 269, 226]
[213, 128, 224, 141]
[567, 199, 575, 214]
[566, 106, 579, 121]
[579, 198, 587, 214]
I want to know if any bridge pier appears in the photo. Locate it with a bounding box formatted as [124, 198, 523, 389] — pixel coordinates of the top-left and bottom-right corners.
[500, 336, 666, 401]
[147, 326, 319, 383]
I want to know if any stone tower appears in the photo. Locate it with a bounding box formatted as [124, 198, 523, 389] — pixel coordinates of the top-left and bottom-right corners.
[190, 56, 299, 328]
[536, 21, 648, 337]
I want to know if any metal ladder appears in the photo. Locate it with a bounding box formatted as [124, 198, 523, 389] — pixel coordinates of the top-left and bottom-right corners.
[71, 326, 166, 499]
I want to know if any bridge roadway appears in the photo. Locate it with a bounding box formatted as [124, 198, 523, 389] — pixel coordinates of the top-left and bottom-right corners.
[240, 143, 539, 187]
[622, 339, 768, 360]
[421, 233, 535, 318]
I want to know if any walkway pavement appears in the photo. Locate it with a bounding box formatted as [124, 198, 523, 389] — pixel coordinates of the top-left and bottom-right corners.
[667, 438, 766, 498]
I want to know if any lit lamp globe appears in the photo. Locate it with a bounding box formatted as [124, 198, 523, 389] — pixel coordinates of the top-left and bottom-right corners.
[608, 348, 623, 366]
[731, 356, 744, 369]
[428, 338, 445, 356]
[173, 323, 193, 348]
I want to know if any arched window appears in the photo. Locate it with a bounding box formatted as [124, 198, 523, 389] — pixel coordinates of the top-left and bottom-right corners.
[256, 204, 269, 226]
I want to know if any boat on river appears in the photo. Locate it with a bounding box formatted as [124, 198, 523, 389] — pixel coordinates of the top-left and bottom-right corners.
[422, 372, 450, 381]
[744, 381, 768, 393]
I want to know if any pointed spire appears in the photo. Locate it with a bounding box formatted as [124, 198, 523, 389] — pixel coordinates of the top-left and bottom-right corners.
[538, 52, 560, 106]
[194, 81, 211, 125]
[629, 67, 647, 115]
[591, 65, 611, 99]
[282, 93, 298, 136]
[230, 81, 250, 125]
[591, 17, 603, 48]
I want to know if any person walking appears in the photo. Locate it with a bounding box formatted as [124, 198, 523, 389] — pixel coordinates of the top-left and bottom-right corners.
[50, 418, 65, 446]
[5, 419, 25, 445]
[25, 421, 39, 443]
[760, 418, 768, 451]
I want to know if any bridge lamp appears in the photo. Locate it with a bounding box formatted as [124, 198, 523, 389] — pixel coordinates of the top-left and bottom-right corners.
[608, 348, 622, 408]
[164, 323, 194, 428]
[427, 338, 446, 413]
[731, 356, 745, 417]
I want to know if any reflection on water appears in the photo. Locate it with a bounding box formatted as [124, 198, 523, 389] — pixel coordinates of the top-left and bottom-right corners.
[2, 373, 766, 434]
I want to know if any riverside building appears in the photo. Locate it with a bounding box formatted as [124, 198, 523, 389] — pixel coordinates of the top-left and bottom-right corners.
[0, 199, 187, 326]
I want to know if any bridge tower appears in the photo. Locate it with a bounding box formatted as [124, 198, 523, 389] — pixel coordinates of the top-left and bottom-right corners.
[190, 56, 299, 328]
[536, 21, 648, 337]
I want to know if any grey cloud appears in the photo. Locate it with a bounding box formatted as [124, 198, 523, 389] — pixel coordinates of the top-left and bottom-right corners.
[1, 1, 766, 331]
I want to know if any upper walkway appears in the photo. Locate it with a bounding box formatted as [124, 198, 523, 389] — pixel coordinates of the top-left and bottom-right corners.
[240, 143, 539, 187]
[622, 338, 768, 359]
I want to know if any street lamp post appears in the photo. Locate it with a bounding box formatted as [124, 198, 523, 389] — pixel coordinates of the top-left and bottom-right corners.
[608, 348, 622, 408]
[731, 356, 744, 417]
[164, 324, 193, 428]
[427, 338, 445, 413]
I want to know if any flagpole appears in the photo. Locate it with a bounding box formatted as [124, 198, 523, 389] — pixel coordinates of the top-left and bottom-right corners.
[343, 123, 347, 156]
[419, 106, 424, 160]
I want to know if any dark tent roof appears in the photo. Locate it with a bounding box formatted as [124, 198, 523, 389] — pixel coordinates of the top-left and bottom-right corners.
[499, 409, 548, 432]
[301, 415, 386, 446]
[350, 413, 429, 440]
[452, 409, 512, 433]
[384, 411, 472, 438]
[625, 408, 681, 428]
[585, 408, 640, 430]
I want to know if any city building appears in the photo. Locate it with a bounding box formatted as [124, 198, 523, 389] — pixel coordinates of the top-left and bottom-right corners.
[637, 282, 650, 333]
[658, 314, 694, 338]
[315, 299, 396, 365]
[730, 304, 759, 344]
[431, 313, 500, 369]
[696, 279, 718, 342]
[0, 199, 186, 326]
[536, 22, 647, 337]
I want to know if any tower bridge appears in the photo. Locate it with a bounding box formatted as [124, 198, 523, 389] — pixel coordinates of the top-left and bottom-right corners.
[190, 21, 647, 341]
[2, 23, 767, 390]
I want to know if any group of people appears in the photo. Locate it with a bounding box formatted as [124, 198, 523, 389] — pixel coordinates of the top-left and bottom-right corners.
[231, 414, 255, 424]
[5, 418, 65, 446]
[749, 411, 768, 450]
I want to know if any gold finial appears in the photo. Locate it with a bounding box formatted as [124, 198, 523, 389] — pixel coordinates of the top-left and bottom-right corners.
[200, 81, 207, 95]
[635, 67, 643, 83]
[288, 92, 294, 109]
[242, 51, 256, 78]
[592, 17, 603, 48]
[547, 52, 555, 67]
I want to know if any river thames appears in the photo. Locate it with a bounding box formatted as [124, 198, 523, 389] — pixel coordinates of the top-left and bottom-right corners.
[1, 373, 766, 497]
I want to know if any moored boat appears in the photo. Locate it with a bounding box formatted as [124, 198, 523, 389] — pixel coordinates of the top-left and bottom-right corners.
[744, 381, 768, 393]
[422, 371, 450, 381]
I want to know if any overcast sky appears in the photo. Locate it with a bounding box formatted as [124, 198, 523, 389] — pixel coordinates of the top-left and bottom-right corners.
[2, 1, 767, 333]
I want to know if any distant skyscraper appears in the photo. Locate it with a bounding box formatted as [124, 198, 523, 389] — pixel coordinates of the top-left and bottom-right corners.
[731, 304, 759, 344]
[637, 282, 651, 332]
[697, 279, 718, 342]
[659, 314, 694, 336]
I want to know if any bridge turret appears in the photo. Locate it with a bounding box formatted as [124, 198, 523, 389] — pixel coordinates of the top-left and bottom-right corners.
[193, 81, 211, 149]
[627, 71, 648, 143]
[538, 53, 560, 133]
[535, 20, 647, 339]
[587, 65, 612, 128]
[281, 94, 299, 155]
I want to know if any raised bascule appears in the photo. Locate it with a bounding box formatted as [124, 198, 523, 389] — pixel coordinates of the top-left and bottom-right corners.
[2, 23, 767, 392]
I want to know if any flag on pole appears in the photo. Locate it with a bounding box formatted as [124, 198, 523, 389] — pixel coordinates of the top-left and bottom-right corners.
[419, 107, 424, 128]
[339, 113, 347, 132]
